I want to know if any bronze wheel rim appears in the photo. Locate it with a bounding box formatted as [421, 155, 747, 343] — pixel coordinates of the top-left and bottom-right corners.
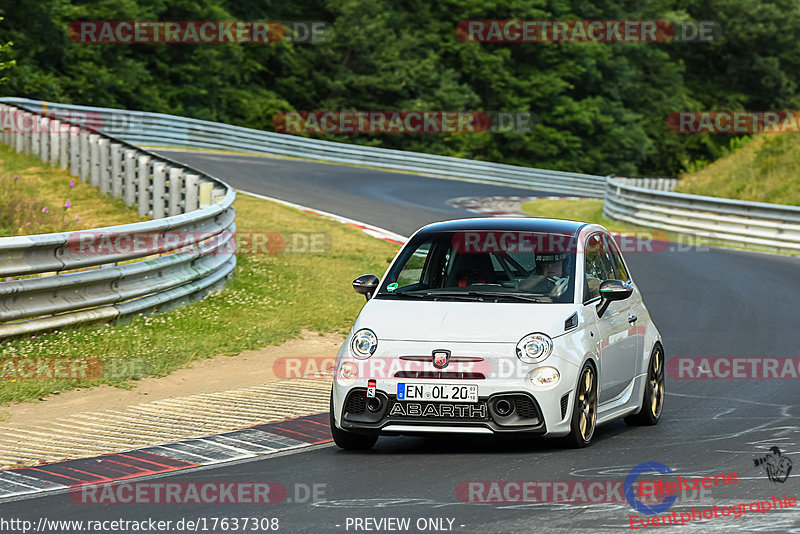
[649, 348, 665, 418]
[578, 367, 597, 441]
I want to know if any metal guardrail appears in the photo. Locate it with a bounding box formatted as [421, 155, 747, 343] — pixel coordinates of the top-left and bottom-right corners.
[604, 177, 800, 252]
[609, 176, 677, 192]
[0, 98, 608, 198]
[0, 103, 237, 339]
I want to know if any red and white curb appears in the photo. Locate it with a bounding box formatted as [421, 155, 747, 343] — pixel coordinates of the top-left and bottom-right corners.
[449, 195, 585, 217]
[0, 413, 330, 502]
[239, 190, 408, 245]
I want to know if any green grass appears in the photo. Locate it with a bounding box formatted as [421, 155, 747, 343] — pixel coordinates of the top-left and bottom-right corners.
[0, 193, 397, 405]
[676, 134, 800, 206]
[521, 198, 643, 233]
[0, 144, 143, 238]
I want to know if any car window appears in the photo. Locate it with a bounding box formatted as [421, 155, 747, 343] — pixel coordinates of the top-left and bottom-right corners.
[604, 234, 630, 282]
[394, 240, 435, 290]
[376, 230, 577, 302]
[584, 233, 614, 301]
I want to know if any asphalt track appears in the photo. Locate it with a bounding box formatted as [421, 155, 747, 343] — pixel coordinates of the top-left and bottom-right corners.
[2, 152, 799, 533]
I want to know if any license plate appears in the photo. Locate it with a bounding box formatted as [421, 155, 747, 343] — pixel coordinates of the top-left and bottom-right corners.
[397, 383, 478, 403]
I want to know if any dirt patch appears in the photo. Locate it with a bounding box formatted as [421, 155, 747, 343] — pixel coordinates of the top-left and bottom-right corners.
[0, 331, 344, 429]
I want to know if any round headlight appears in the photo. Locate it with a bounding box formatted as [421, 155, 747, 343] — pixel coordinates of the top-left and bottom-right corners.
[516, 333, 553, 363]
[530, 366, 560, 388]
[350, 329, 377, 359]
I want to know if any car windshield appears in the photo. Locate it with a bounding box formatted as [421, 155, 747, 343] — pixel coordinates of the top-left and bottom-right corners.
[376, 230, 577, 303]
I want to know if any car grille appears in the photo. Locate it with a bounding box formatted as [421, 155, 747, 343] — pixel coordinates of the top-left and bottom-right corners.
[560, 393, 570, 419]
[514, 396, 538, 419]
[346, 394, 367, 415]
[393, 371, 486, 379]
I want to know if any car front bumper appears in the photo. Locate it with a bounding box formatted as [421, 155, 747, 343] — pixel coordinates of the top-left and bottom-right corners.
[331, 340, 582, 438]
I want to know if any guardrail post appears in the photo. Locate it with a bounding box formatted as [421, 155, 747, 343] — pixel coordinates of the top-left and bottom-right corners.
[14, 111, 24, 153]
[152, 161, 166, 218]
[184, 174, 199, 212]
[40, 117, 50, 162]
[50, 119, 60, 165]
[57, 120, 69, 168]
[168, 167, 184, 215]
[98, 138, 110, 193]
[199, 180, 213, 208]
[212, 187, 224, 204]
[22, 112, 33, 154]
[69, 126, 81, 174]
[47, 118, 56, 164]
[79, 131, 90, 181]
[89, 133, 100, 186]
[110, 143, 123, 199]
[0, 104, 7, 145]
[123, 149, 137, 207]
[31, 116, 41, 156]
[137, 154, 151, 217]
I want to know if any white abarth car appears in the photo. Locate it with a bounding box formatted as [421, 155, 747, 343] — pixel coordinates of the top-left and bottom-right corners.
[330, 218, 664, 449]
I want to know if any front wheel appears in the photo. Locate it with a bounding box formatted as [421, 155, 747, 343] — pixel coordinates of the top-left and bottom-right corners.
[329, 392, 378, 450]
[625, 344, 665, 426]
[564, 362, 598, 448]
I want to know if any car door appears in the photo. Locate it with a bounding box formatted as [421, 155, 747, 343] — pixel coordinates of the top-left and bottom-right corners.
[584, 233, 634, 403]
[603, 234, 643, 391]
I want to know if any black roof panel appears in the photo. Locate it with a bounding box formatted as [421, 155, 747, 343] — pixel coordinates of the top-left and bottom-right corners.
[416, 217, 590, 237]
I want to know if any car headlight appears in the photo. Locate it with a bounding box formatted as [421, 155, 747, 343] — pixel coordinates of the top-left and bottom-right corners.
[350, 328, 377, 359]
[530, 367, 560, 388]
[516, 333, 553, 363]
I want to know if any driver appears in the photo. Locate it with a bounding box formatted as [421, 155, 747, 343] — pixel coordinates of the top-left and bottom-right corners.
[518, 253, 570, 297]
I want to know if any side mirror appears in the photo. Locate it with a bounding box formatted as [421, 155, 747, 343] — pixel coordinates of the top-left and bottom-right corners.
[353, 274, 379, 301]
[596, 279, 632, 318]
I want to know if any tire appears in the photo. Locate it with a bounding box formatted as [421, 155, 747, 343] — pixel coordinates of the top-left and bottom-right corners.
[564, 362, 598, 448]
[625, 344, 665, 426]
[329, 391, 378, 450]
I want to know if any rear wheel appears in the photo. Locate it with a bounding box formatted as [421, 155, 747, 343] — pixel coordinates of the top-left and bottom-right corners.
[564, 363, 598, 448]
[329, 392, 378, 450]
[625, 345, 665, 426]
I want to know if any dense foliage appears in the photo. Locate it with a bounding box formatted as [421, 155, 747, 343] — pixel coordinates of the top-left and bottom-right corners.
[1, 0, 797, 176]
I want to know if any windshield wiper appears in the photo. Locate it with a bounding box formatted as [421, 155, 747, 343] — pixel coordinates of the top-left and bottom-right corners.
[376, 291, 427, 298]
[431, 291, 552, 303]
[472, 292, 552, 303]
[412, 291, 486, 301]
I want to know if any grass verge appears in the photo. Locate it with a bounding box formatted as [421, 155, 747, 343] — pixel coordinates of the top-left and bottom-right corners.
[0, 143, 143, 238]
[0, 192, 397, 404]
[676, 134, 800, 206]
[522, 198, 643, 234]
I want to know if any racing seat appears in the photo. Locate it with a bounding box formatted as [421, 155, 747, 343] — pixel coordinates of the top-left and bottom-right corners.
[446, 253, 497, 288]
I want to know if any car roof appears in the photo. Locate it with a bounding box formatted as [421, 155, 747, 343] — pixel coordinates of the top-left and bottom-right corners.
[415, 217, 592, 237]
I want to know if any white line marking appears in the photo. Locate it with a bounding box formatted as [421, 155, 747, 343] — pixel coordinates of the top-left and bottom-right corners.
[237, 189, 408, 244]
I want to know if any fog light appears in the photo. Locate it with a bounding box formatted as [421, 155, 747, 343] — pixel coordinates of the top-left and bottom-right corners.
[494, 399, 514, 417]
[367, 397, 382, 412]
[339, 362, 358, 379]
[530, 367, 560, 388]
